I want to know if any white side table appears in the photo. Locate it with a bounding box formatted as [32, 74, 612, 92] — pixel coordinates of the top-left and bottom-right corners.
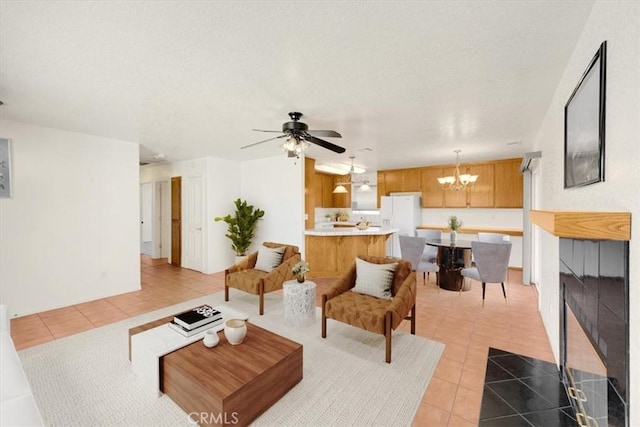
[283, 280, 316, 327]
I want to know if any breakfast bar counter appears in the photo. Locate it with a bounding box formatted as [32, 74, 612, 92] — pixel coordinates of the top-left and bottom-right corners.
[304, 227, 398, 278]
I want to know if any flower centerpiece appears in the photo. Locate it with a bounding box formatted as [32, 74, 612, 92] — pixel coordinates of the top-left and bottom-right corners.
[447, 215, 462, 244]
[292, 260, 310, 283]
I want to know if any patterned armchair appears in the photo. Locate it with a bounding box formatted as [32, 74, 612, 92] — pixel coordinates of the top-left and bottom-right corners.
[321, 256, 417, 363]
[224, 242, 301, 315]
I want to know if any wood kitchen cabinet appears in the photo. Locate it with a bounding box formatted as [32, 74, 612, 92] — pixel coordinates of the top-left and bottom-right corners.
[494, 158, 523, 207]
[420, 167, 444, 207]
[379, 157, 522, 208]
[467, 163, 495, 208]
[304, 157, 315, 229]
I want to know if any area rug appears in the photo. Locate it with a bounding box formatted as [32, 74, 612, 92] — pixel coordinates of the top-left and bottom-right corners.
[18, 291, 445, 426]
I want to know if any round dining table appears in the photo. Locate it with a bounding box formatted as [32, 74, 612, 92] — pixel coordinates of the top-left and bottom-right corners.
[425, 239, 473, 291]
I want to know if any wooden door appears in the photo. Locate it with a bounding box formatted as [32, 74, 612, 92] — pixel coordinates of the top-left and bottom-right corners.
[171, 176, 182, 267]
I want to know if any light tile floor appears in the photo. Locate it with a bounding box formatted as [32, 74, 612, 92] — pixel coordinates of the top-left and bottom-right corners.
[10, 256, 554, 426]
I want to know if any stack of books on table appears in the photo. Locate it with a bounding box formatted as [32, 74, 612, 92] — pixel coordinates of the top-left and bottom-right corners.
[168, 305, 223, 337]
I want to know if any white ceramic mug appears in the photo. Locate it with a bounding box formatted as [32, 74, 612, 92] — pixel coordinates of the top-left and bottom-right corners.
[224, 318, 247, 345]
[203, 329, 220, 348]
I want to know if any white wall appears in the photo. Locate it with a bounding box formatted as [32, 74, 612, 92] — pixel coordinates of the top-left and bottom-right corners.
[0, 120, 140, 317]
[531, 2, 640, 423]
[240, 155, 304, 256]
[140, 156, 240, 273]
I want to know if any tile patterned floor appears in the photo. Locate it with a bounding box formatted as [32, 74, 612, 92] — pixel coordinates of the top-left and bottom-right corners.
[479, 348, 575, 426]
[10, 256, 555, 426]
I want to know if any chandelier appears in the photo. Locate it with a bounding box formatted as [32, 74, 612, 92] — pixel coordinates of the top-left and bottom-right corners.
[280, 135, 309, 157]
[437, 150, 478, 190]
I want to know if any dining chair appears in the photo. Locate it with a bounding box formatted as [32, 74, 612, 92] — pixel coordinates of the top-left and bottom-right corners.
[460, 241, 512, 305]
[415, 229, 441, 284]
[399, 235, 439, 287]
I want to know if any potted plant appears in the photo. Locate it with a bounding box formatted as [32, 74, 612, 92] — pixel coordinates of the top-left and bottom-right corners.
[447, 215, 462, 244]
[215, 199, 265, 261]
[292, 260, 310, 283]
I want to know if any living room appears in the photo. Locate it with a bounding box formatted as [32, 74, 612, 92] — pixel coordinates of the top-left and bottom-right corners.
[1, 1, 638, 426]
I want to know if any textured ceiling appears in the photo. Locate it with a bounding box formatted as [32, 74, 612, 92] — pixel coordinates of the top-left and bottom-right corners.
[0, 1, 594, 171]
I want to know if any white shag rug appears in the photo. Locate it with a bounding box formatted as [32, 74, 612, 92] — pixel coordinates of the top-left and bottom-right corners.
[18, 291, 444, 426]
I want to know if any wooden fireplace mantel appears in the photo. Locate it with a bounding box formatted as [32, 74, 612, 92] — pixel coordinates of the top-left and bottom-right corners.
[530, 210, 631, 241]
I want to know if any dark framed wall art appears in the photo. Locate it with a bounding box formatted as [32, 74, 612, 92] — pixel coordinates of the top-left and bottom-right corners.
[0, 138, 12, 198]
[564, 41, 606, 189]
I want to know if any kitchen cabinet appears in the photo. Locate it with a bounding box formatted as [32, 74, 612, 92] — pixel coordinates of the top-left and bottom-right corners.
[401, 168, 421, 192]
[322, 174, 334, 207]
[304, 157, 315, 229]
[379, 157, 523, 208]
[420, 167, 444, 207]
[494, 159, 523, 207]
[467, 163, 494, 207]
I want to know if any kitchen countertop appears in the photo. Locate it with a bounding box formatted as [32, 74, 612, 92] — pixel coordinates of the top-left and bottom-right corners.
[305, 227, 399, 236]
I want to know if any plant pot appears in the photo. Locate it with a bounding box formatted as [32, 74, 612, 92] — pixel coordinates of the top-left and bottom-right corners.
[450, 230, 457, 245]
[235, 255, 248, 265]
[296, 274, 306, 283]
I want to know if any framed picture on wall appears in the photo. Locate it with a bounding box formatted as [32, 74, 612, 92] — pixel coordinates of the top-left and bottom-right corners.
[564, 41, 606, 189]
[0, 138, 12, 198]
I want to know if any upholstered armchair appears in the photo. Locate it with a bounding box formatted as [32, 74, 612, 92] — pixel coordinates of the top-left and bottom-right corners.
[321, 256, 417, 363]
[225, 242, 301, 315]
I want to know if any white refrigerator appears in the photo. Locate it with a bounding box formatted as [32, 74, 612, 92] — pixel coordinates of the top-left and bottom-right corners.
[380, 195, 422, 258]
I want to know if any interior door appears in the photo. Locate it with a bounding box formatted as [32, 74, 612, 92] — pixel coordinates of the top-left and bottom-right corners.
[140, 183, 153, 255]
[171, 176, 182, 267]
[185, 175, 204, 272]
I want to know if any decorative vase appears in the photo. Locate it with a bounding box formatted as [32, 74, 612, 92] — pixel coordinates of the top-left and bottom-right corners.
[450, 230, 457, 245]
[224, 319, 247, 345]
[203, 329, 220, 348]
[296, 274, 306, 283]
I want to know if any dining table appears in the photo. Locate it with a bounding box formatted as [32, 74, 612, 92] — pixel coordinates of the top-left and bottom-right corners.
[425, 239, 474, 291]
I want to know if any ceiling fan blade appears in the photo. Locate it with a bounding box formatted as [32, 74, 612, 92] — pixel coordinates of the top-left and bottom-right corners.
[240, 134, 286, 150]
[304, 135, 346, 154]
[307, 130, 342, 138]
[252, 129, 284, 133]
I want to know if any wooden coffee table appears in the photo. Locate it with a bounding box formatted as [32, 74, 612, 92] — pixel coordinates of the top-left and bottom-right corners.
[129, 316, 303, 426]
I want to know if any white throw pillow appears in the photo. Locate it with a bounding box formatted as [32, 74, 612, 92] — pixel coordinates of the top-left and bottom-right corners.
[254, 245, 285, 272]
[352, 257, 398, 299]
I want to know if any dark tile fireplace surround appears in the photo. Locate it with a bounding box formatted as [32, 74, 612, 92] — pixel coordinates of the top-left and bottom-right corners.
[479, 237, 629, 426]
[559, 238, 629, 426]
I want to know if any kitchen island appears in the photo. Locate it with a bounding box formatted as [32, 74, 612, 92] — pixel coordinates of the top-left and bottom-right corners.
[304, 227, 398, 278]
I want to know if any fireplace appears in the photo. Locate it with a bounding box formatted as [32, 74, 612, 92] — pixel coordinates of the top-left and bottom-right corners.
[559, 238, 629, 426]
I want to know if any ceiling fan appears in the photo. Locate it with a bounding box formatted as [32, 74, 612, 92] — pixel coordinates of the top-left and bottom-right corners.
[241, 112, 346, 157]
